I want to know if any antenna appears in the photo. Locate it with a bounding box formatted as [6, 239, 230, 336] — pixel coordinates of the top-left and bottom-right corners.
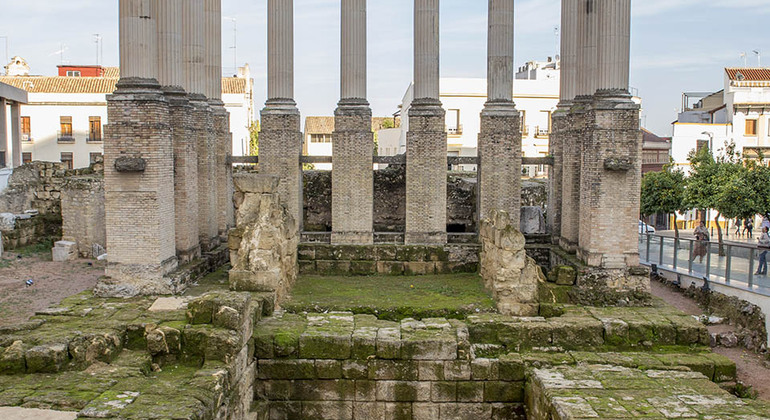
[93, 34, 101, 65]
[554, 26, 560, 58]
[225, 17, 237, 76]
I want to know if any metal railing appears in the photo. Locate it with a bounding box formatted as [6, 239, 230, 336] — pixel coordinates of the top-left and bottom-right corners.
[640, 233, 770, 295]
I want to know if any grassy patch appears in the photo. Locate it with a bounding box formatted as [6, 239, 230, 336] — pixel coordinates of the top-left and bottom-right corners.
[283, 274, 496, 321]
[16, 239, 54, 259]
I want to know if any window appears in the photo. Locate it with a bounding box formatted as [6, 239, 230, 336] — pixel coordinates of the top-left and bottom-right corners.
[520, 110, 528, 136]
[21, 117, 31, 142]
[61, 152, 73, 170]
[66, 70, 81, 77]
[88, 116, 102, 142]
[446, 109, 461, 135]
[310, 134, 332, 143]
[89, 152, 102, 165]
[59, 116, 73, 142]
[746, 119, 758, 136]
[22, 152, 32, 164]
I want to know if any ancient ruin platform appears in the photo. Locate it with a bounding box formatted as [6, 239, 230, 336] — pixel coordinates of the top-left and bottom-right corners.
[282, 274, 496, 320]
[526, 364, 770, 419]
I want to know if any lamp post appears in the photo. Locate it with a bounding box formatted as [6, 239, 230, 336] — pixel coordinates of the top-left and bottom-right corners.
[701, 131, 714, 237]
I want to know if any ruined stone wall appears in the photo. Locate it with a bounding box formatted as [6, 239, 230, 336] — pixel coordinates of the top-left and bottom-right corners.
[479, 210, 544, 316]
[61, 175, 106, 258]
[229, 174, 299, 304]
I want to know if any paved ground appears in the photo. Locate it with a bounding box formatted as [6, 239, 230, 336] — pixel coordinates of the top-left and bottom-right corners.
[0, 407, 77, 419]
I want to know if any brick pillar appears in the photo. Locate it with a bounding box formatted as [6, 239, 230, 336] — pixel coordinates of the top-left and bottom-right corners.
[478, 106, 521, 224]
[103, 79, 178, 295]
[332, 101, 374, 244]
[559, 107, 583, 252]
[548, 108, 566, 242]
[578, 99, 641, 269]
[211, 102, 234, 238]
[406, 101, 447, 245]
[332, 0, 373, 245]
[191, 96, 219, 251]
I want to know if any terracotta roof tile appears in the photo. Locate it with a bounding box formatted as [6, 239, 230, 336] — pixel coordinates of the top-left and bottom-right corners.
[305, 116, 401, 134]
[725, 68, 770, 81]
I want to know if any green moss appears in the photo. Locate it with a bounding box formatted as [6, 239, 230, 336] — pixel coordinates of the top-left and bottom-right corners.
[283, 274, 495, 321]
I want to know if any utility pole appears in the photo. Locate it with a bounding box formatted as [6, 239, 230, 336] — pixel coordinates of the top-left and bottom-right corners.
[754, 50, 762, 67]
[225, 17, 237, 75]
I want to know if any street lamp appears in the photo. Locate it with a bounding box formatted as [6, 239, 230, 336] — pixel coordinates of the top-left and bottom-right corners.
[701, 131, 714, 236]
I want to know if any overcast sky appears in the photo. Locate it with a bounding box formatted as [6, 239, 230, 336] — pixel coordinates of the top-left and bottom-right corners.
[1, 0, 769, 136]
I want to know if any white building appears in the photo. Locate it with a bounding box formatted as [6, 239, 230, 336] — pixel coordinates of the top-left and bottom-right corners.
[399, 58, 561, 175]
[0, 62, 254, 169]
[303, 116, 400, 171]
[671, 68, 770, 174]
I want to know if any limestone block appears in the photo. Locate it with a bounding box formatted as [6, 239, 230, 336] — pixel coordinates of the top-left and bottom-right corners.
[520, 206, 546, 234]
[52, 240, 77, 262]
[148, 297, 187, 312]
[0, 213, 15, 231]
[25, 343, 68, 373]
[0, 407, 77, 420]
[233, 173, 279, 194]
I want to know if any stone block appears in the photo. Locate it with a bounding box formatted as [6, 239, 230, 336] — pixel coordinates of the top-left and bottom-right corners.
[301, 401, 353, 420]
[299, 332, 352, 359]
[376, 381, 430, 402]
[353, 402, 384, 418]
[404, 262, 435, 276]
[471, 359, 499, 380]
[456, 381, 484, 402]
[376, 261, 405, 275]
[148, 297, 187, 312]
[355, 380, 377, 401]
[257, 359, 315, 380]
[316, 360, 343, 379]
[444, 361, 471, 380]
[51, 240, 77, 262]
[440, 403, 493, 418]
[484, 381, 524, 402]
[229, 270, 280, 292]
[342, 360, 369, 380]
[418, 360, 445, 381]
[350, 260, 377, 275]
[233, 174, 279, 194]
[0, 341, 26, 374]
[25, 344, 68, 373]
[376, 327, 401, 359]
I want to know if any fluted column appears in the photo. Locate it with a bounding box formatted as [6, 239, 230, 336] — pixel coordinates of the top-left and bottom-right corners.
[183, 0, 206, 96]
[405, 0, 446, 244]
[560, 0, 579, 103]
[155, 0, 184, 89]
[119, 0, 158, 80]
[478, 0, 521, 227]
[414, 0, 440, 101]
[268, 0, 295, 103]
[103, 0, 177, 294]
[260, 0, 303, 227]
[332, 0, 373, 244]
[576, 0, 598, 97]
[597, 0, 630, 93]
[204, 0, 223, 100]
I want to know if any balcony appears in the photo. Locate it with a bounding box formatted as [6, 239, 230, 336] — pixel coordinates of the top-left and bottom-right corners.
[21, 134, 32, 143]
[447, 124, 463, 136]
[534, 126, 550, 139]
[87, 134, 103, 143]
[57, 131, 75, 143]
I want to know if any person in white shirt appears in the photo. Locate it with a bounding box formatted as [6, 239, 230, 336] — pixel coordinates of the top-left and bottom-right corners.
[756, 226, 770, 276]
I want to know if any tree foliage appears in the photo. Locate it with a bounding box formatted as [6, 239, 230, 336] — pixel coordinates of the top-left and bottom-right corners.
[641, 162, 686, 236]
[248, 121, 260, 156]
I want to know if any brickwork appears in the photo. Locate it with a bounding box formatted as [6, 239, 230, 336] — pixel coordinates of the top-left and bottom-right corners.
[406, 101, 447, 245]
[332, 102, 374, 245]
[558, 107, 584, 252]
[479, 209, 542, 316]
[259, 106, 303, 230]
[191, 96, 219, 252]
[103, 78, 177, 295]
[61, 175, 105, 258]
[547, 110, 567, 243]
[211, 101, 234, 238]
[478, 104, 521, 226]
[167, 90, 200, 263]
[578, 97, 642, 269]
[298, 243, 480, 276]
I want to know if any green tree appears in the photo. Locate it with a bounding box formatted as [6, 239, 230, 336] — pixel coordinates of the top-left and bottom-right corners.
[381, 118, 395, 129]
[640, 162, 686, 238]
[248, 121, 260, 156]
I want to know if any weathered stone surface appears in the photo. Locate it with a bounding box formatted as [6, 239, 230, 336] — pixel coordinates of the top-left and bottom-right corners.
[113, 156, 146, 172]
[0, 407, 77, 420]
[51, 240, 77, 262]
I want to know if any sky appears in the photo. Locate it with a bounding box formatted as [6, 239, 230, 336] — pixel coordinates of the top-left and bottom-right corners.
[1, 0, 769, 137]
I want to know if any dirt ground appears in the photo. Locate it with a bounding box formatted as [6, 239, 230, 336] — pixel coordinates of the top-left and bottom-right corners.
[0, 250, 104, 327]
[650, 280, 770, 402]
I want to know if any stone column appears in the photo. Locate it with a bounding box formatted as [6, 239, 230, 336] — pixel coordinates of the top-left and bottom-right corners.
[101, 0, 178, 296]
[332, 0, 373, 245]
[406, 0, 447, 245]
[9, 102, 21, 168]
[478, 0, 521, 227]
[596, 0, 630, 94]
[259, 0, 303, 228]
[577, 0, 598, 97]
[550, 0, 578, 244]
[156, 0, 200, 263]
[204, 0, 234, 240]
[0, 98, 6, 167]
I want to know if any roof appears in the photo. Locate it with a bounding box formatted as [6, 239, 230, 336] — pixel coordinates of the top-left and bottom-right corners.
[725, 68, 770, 81]
[642, 128, 672, 149]
[0, 81, 28, 103]
[305, 116, 402, 134]
[0, 71, 250, 95]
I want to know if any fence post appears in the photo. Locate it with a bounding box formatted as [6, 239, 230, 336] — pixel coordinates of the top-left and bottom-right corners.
[688, 239, 694, 274]
[725, 244, 732, 284]
[646, 234, 651, 262]
[705, 242, 711, 279]
[749, 248, 755, 288]
[659, 236, 665, 266]
[673, 238, 679, 269]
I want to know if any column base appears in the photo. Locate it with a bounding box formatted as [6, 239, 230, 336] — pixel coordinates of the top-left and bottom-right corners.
[331, 231, 374, 245]
[98, 257, 179, 298]
[177, 244, 202, 265]
[405, 232, 448, 245]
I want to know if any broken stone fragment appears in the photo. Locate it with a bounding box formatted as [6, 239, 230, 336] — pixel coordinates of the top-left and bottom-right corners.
[25, 343, 68, 373]
[0, 340, 27, 374]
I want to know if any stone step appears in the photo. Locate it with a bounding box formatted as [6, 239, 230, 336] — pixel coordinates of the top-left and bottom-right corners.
[526, 364, 770, 420]
[467, 305, 710, 352]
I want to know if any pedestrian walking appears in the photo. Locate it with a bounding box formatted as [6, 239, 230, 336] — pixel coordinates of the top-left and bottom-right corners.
[735, 218, 742, 238]
[755, 226, 770, 275]
[691, 221, 709, 263]
[746, 219, 754, 238]
[762, 216, 770, 231]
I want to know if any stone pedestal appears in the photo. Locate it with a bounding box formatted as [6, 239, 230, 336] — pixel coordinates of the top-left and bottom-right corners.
[103, 78, 178, 295]
[559, 103, 585, 253]
[166, 88, 200, 263]
[332, 100, 373, 244]
[548, 108, 567, 243]
[405, 100, 447, 245]
[578, 93, 642, 270]
[478, 102, 521, 225]
[259, 101, 303, 230]
[190, 95, 218, 252]
[211, 100, 233, 239]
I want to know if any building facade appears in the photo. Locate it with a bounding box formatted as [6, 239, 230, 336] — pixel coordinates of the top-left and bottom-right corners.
[0, 62, 254, 168]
